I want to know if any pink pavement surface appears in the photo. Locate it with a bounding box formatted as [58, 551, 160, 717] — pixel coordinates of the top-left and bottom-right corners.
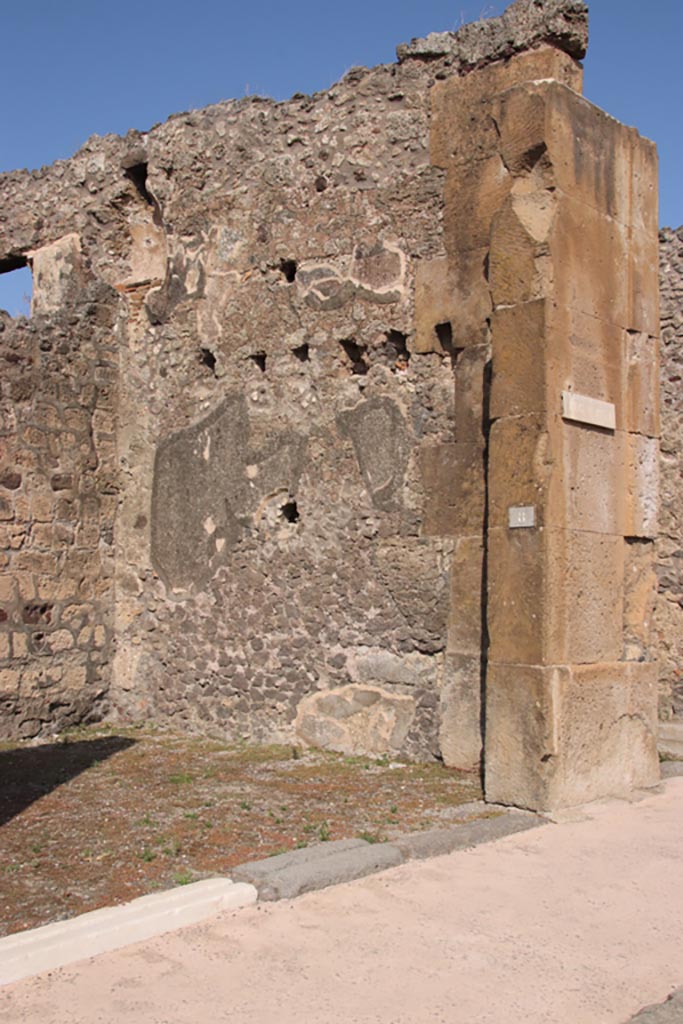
[3, 778, 683, 1024]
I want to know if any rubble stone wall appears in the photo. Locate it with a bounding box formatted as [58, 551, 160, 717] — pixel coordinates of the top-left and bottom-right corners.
[0, 270, 118, 738]
[3, 0, 669, 794]
[657, 227, 683, 716]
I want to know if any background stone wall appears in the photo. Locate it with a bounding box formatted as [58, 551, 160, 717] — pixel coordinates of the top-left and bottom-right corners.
[657, 227, 683, 717]
[0, 276, 117, 738]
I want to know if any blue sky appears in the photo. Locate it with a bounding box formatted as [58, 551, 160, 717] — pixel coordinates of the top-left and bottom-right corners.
[1, 0, 681, 315]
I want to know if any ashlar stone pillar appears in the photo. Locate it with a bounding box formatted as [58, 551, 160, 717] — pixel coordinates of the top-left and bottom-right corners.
[483, 81, 661, 810]
[427, 47, 660, 810]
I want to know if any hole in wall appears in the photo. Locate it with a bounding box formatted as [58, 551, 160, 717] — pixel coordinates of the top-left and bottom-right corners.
[22, 603, 53, 626]
[199, 347, 217, 375]
[124, 162, 155, 208]
[280, 259, 297, 283]
[384, 329, 410, 369]
[292, 342, 310, 362]
[435, 321, 454, 352]
[435, 321, 463, 368]
[0, 261, 32, 319]
[250, 352, 267, 372]
[339, 338, 368, 375]
[280, 500, 300, 523]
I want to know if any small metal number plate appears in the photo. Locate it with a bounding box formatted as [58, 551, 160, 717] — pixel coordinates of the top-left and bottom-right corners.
[508, 505, 536, 529]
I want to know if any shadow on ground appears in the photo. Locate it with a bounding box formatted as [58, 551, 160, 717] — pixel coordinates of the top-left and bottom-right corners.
[0, 736, 136, 826]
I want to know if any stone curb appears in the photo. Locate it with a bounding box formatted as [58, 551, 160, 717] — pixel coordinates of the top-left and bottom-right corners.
[0, 807, 545, 987]
[391, 809, 541, 861]
[232, 808, 544, 901]
[626, 988, 683, 1022]
[658, 721, 683, 760]
[0, 878, 257, 988]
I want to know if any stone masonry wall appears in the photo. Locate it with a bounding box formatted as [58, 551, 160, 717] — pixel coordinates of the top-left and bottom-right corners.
[9, 0, 667, 787]
[657, 227, 683, 717]
[0, 263, 118, 738]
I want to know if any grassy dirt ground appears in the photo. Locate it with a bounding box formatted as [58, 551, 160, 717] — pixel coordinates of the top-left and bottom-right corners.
[0, 725, 484, 938]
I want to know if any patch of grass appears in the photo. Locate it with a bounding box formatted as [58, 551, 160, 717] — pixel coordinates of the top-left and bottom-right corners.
[168, 772, 193, 785]
[357, 831, 385, 845]
[140, 847, 156, 863]
[173, 871, 193, 886]
[318, 820, 331, 842]
[239, 800, 252, 811]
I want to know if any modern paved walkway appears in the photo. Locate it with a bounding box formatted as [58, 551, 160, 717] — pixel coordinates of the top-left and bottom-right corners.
[3, 778, 683, 1024]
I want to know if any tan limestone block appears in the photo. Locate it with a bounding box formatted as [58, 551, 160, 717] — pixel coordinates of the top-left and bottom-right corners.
[420, 443, 485, 537]
[447, 535, 485, 656]
[628, 226, 660, 336]
[430, 47, 583, 169]
[484, 662, 566, 811]
[495, 82, 632, 224]
[623, 433, 659, 539]
[488, 413, 552, 530]
[487, 527, 624, 665]
[443, 155, 510, 254]
[559, 421, 626, 536]
[490, 191, 632, 329]
[438, 653, 482, 771]
[27, 233, 85, 316]
[0, 634, 9, 659]
[494, 81, 658, 239]
[414, 253, 490, 354]
[455, 344, 490, 444]
[489, 411, 627, 536]
[491, 301, 624, 425]
[631, 135, 659, 238]
[550, 196, 630, 327]
[623, 330, 659, 438]
[553, 661, 660, 806]
[484, 660, 659, 811]
[488, 196, 543, 308]
[623, 539, 657, 660]
[486, 526, 544, 665]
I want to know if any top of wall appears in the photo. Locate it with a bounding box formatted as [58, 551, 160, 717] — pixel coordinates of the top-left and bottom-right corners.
[0, 0, 588, 279]
[397, 0, 587, 66]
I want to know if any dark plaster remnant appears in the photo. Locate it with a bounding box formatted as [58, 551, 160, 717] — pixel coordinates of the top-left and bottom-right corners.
[337, 397, 411, 512]
[151, 396, 307, 591]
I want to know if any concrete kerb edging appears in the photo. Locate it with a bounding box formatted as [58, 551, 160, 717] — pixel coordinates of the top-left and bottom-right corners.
[0, 878, 257, 987]
[0, 805, 543, 988]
